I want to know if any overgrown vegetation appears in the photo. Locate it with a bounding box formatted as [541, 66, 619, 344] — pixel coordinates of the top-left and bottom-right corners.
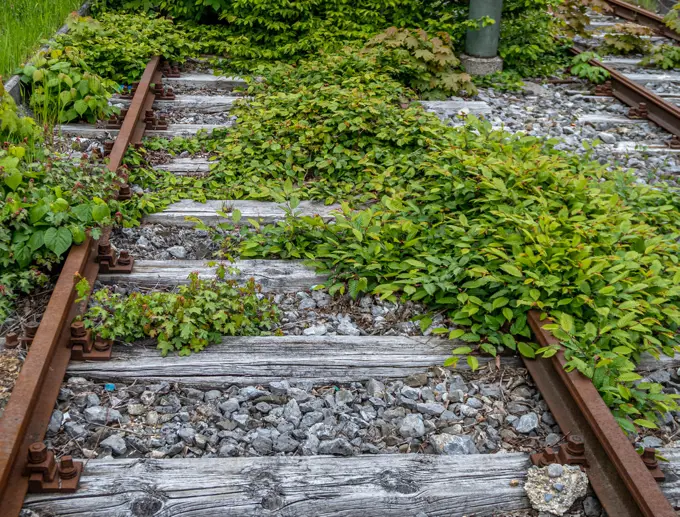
[17, 48, 118, 124]
[570, 52, 610, 83]
[0, 0, 82, 79]
[82, 270, 281, 356]
[601, 23, 653, 55]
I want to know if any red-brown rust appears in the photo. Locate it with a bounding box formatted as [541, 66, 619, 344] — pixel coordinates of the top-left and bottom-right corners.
[0, 56, 163, 517]
[106, 55, 161, 172]
[600, 0, 680, 42]
[0, 237, 98, 516]
[524, 310, 675, 517]
[570, 46, 680, 137]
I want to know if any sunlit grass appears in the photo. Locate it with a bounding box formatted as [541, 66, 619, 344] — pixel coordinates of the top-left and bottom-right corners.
[0, 0, 82, 80]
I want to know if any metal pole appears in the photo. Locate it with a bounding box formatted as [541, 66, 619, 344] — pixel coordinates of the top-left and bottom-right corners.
[465, 0, 504, 58]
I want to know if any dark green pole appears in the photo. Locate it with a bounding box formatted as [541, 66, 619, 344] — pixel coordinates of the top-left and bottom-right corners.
[465, 0, 504, 58]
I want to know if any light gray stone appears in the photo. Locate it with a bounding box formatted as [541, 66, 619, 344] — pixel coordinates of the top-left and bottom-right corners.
[318, 437, 354, 456]
[524, 465, 588, 515]
[283, 399, 302, 426]
[303, 324, 327, 336]
[399, 414, 425, 438]
[514, 412, 539, 434]
[430, 433, 479, 455]
[460, 54, 503, 76]
[416, 403, 446, 416]
[84, 406, 122, 424]
[366, 379, 385, 398]
[100, 434, 127, 456]
[168, 246, 188, 259]
[47, 410, 63, 435]
[127, 403, 146, 416]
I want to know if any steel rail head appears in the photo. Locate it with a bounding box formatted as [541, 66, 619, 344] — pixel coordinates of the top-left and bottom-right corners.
[107, 56, 161, 173]
[568, 45, 680, 137]
[600, 0, 680, 42]
[0, 55, 162, 517]
[525, 310, 675, 517]
[0, 238, 98, 516]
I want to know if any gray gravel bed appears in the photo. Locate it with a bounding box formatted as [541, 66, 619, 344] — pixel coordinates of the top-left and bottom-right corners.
[48, 366, 561, 460]
[112, 225, 222, 261]
[448, 82, 680, 184]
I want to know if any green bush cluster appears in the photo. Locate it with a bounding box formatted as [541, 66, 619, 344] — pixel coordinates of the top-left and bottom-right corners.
[82, 270, 281, 356]
[18, 48, 118, 124]
[89, 0, 566, 78]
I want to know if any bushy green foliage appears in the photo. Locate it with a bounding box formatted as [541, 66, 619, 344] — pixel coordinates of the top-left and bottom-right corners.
[601, 23, 653, 56]
[0, 140, 125, 320]
[664, 3, 680, 33]
[364, 27, 476, 99]
[18, 48, 117, 124]
[82, 271, 281, 355]
[570, 52, 610, 84]
[640, 44, 680, 70]
[90, 0, 566, 79]
[225, 113, 680, 430]
[0, 83, 41, 145]
[52, 13, 196, 83]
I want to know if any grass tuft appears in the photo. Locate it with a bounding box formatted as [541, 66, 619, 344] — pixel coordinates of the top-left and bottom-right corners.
[0, 0, 82, 80]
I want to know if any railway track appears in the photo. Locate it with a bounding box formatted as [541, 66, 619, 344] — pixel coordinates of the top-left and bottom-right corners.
[2, 1, 680, 516]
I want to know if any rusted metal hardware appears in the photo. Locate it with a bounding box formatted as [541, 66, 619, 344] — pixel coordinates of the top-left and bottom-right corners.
[523, 310, 675, 517]
[103, 140, 114, 157]
[571, 47, 680, 137]
[96, 232, 134, 274]
[145, 109, 169, 130]
[667, 135, 680, 149]
[117, 183, 133, 201]
[104, 108, 128, 129]
[4, 332, 20, 349]
[120, 82, 139, 100]
[106, 56, 162, 172]
[24, 443, 82, 493]
[600, 0, 680, 42]
[68, 321, 113, 361]
[594, 81, 613, 97]
[153, 78, 176, 100]
[641, 447, 666, 481]
[531, 435, 589, 469]
[0, 237, 98, 516]
[18, 321, 40, 347]
[161, 61, 181, 78]
[628, 102, 649, 119]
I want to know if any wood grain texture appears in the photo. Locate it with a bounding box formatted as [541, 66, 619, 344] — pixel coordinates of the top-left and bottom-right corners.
[420, 100, 492, 117]
[112, 95, 242, 113]
[97, 259, 326, 291]
[153, 158, 213, 175]
[66, 335, 485, 386]
[165, 74, 247, 89]
[57, 123, 230, 139]
[23, 453, 532, 516]
[659, 448, 680, 509]
[143, 199, 339, 226]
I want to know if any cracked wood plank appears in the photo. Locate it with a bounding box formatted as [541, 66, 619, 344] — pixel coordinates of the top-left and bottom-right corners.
[142, 199, 339, 226]
[23, 453, 533, 516]
[97, 259, 326, 291]
[66, 335, 480, 386]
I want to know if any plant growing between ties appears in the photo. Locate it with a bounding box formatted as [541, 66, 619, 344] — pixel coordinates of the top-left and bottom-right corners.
[82, 268, 281, 356]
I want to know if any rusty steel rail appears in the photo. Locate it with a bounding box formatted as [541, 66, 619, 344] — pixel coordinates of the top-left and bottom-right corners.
[524, 310, 675, 517]
[600, 0, 680, 42]
[570, 46, 680, 137]
[0, 56, 162, 517]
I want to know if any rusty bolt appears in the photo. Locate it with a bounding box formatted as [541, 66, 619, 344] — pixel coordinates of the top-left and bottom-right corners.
[118, 250, 132, 266]
[5, 332, 19, 349]
[642, 447, 659, 470]
[98, 240, 112, 256]
[28, 443, 47, 464]
[94, 337, 112, 352]
[70, 321, 87, 338]
[58, 456, 78, 479]
[24, 321, 40, 339]
[565, 435, 585, 455]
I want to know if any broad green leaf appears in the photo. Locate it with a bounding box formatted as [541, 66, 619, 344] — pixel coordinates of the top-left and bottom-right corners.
[44, 227, 72, 256]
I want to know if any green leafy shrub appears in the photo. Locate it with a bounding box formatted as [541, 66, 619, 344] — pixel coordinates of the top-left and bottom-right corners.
[364, 27, 476, 99]
[0, 83, 41, 145]
[601, 23, 653, 55]
[53, 13, 196, 83]
[82, 271, 281, 355]
[234, 117, 680, 431]
[1, 145, 122, 320]
[570, 52, 610, 84]
[664, 3, 680, 33]
[640, 44, 680, 70]
[18, 48, 117, 124]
